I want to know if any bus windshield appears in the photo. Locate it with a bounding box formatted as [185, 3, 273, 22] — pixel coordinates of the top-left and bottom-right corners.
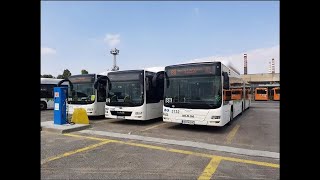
[106, 71, 144, 107]
[257, 89, 267, 94]
[107, 81, 143, 106]
[232, 90, 242, 94]
[68, 75, 96, 104]
[164, 76, 222, 109]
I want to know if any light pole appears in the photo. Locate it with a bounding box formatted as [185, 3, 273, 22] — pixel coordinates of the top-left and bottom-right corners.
[110, 48, 119, 71]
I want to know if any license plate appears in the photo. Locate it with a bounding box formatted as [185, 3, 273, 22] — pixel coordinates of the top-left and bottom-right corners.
[117, 116, 125, 119]
[182, 120, 195, 125]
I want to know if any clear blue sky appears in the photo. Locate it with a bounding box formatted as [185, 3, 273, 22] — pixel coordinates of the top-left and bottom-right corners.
[41, 1, 279, 76]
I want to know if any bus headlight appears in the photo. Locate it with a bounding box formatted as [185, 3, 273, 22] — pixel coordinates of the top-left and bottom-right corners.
[211, 116, 220, 119]
[163, 112, 168, 116]
[87, 108, 93, 111]
[105, 108, 109, 110]
[135, 112, 142, 115]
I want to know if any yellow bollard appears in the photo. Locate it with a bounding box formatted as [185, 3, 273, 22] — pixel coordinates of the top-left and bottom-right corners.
[71, 108, 89, 124]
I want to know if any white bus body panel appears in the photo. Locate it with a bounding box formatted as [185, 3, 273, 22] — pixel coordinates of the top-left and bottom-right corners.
[232, 100, 243, 117]
[41, 98, 54, 109]
[146, 100, 163, 120]
[105, 105, 147, 120]
[244, 99, 251, 110]
[163, 105, 233, 127]
[105, 101, 163, 121]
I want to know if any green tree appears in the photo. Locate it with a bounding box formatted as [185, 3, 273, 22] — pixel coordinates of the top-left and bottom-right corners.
[81, 69, 88, 74]
[42, 74, 54, 78]
[61, 69, 72, 79]
[57, 75, 64, 79]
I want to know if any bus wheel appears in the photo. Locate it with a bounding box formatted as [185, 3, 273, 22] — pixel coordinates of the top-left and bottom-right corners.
[40, 101, 47, 110]
[227, 109, 233, 126]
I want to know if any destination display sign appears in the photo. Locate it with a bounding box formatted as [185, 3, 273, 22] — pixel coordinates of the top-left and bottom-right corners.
[69, 75, 95, 83]
[166, 63, 219, 77]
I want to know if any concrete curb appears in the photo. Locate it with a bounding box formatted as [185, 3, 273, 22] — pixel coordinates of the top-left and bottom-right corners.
[41, 121, 91, 134]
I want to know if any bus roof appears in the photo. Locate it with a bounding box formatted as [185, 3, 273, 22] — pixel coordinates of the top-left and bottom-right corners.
[41, 78, 69, 85]
[107, 68, 163, 75]
[69, 74, 96, 78]
[144, 66, 164, 72]
[41, 78, 64, 85]
[165, 61, 240, 76]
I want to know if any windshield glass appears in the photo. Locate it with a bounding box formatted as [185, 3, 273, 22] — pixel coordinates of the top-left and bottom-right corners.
[257, 89, 267, 94]
[106, 71, 144, 107]
[107, 81, 143, 106]
[68, 75, 96, 104]
[232, 90, 242, 94]
[164, 76, 222, 109]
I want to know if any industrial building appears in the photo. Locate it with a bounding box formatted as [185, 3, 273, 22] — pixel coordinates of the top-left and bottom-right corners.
[241, 55, 280, 100]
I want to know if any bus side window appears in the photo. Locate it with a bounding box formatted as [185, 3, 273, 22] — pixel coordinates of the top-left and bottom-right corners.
[224, 90, 231, 101]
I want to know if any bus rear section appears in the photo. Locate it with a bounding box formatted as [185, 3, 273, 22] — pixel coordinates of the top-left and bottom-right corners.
[271, 87, 280, 101]
[105, 69, 164, 121]
[255, 88, 268, 101]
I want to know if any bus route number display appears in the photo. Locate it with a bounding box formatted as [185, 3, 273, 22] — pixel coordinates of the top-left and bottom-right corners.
[167, 65, 216, 76]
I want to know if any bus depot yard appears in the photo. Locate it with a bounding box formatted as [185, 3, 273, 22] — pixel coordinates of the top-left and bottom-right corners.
[41, 101, 279, 179]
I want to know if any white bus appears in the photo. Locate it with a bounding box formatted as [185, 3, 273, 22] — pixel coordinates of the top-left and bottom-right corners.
[41, 78, 67, 110]
[163, 61, 250, 127]
[103, 69, 164, 120]
[67, 74, 108, 117]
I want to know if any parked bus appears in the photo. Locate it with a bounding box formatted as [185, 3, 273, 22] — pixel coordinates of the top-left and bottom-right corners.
[41, 78, 67, 110]
[102, 69, 164, 120]
[67, 74, 108, 117]
[270, 87, 280, 101]
[163, 61, 250, 127]
[255, 87, 268, 101]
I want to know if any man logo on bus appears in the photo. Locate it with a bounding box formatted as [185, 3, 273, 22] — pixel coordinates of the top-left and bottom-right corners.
[165, 98, 172, 103]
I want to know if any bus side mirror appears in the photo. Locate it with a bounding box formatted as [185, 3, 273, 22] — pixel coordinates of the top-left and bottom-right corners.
[94, 76, 111, 90]
[145, 77, 150, 91]
[222, 72, 229, 89]
[152, 71, 164, 88]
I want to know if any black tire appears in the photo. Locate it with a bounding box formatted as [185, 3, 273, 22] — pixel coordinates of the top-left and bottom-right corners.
[227, 108, 233, 126]
[40, 101, 47, 110]
[240, 103, 243, 115]
[230, 110, 233, 121]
